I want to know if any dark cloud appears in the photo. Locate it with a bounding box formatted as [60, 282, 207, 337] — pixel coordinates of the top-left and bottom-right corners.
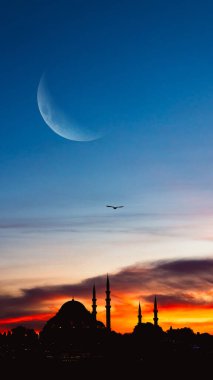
[157, 259, 213, 275]
[144, 293, 213, 308]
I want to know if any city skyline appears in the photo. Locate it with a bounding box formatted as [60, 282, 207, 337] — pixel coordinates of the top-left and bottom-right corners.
[0, 257, 213, 335]
[1, 0, 213, 336]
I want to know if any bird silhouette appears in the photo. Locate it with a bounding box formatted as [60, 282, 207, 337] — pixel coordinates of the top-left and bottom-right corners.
[106, 205, 124, 210]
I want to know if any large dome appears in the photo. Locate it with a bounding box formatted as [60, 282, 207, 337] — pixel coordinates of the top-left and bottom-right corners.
[56, 299, 94, 327]
[59, 299, 88, 316]
[41, 299, 104, 334]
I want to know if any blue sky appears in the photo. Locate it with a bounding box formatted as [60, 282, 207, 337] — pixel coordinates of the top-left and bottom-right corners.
[1, 0, 213, 294]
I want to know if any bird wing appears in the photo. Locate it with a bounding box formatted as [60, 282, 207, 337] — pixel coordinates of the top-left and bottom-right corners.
[106, 205, 124, 209]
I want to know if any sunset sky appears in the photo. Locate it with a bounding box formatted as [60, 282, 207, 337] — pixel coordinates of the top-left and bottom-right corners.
[1, 0, 213, 334]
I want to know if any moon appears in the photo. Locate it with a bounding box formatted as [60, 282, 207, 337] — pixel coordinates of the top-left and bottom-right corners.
[37, 74, 105, 142]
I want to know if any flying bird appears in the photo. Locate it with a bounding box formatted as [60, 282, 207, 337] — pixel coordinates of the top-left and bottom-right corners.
[106, 205, 124, 210]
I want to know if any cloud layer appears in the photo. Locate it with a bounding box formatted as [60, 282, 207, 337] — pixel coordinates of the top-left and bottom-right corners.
[0, 257, 213, 333]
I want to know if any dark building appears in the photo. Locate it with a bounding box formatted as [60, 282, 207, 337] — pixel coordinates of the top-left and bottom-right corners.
[92, 284, 97, 321]
[40, 275, 112, 343]
[105, 274, 111, 331]
[40, 276, 162, 346]
[153, 295, 159, 326]
[138, 302, 142, 325]
[134, 296, 159, 331]
[40, 300, 105, 348]
[42, 298, 104, 332]
[133, 296, 163, 343]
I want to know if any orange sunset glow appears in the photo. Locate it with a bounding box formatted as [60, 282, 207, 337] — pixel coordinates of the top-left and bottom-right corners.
[0, 257, 213, 335]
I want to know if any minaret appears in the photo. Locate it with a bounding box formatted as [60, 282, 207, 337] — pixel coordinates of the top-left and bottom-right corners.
[153, 295, 158, 326]
[92, 284, 97, 322]
[138, 302, 142, 325]
[105, 274, 111, 330]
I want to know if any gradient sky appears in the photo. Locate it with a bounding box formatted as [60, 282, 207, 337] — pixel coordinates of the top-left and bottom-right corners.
[1, 0, 213, 334]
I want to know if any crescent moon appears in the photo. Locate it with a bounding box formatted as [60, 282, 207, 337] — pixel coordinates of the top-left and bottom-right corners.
[37, 74, 104, 142]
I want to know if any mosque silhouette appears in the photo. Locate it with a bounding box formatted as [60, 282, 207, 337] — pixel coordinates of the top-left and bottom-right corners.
[1, 275, 213, 376]
[40, 274, 160, 339]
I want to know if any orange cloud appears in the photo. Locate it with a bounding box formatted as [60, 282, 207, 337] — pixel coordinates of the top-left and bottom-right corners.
[0, 257, 213, 334]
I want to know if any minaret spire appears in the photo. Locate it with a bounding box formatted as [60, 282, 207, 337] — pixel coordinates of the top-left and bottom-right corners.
[105, 274, 111, 330]
[92, 284, 97, 321]
[153, 295, 158, 326]
[138, 302, 142, 325]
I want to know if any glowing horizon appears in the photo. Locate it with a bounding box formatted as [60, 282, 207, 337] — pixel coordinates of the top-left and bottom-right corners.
[0, 257, 213, 335]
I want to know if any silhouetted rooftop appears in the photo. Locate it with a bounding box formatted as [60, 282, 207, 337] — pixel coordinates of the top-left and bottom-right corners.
[58, 299, 90, 320]
[41, 299, 104, 333]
